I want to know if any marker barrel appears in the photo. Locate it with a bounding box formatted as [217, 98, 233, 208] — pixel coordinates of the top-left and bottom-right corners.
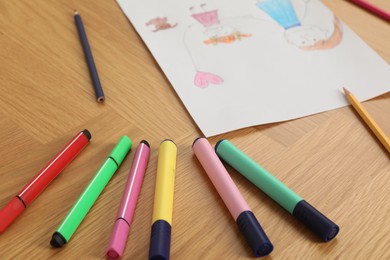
[193, 137, 273, 257]
[215, 139, 339, 242]
[51, 136, 132, 247]
[151, 140, 177, 225]
[19, 130, 91, 205]
[149, 139, 177, 260]
[215, 139, 301, 213]
[194, 138, 251, 219]
[106, 140, 150, 259]
[0, 129, 91, 233]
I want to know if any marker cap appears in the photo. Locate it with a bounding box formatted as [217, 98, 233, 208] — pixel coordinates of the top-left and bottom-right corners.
[292, 200, 339, 242]
[0, 197, 26, 233]
[149, 220, 171, 260]
[109, 136, 133, 165]
[50, 231, 67, 248]
[82, 129, 92, 140]
[236, 211, 273, 257]
[106, 219, 130, 259]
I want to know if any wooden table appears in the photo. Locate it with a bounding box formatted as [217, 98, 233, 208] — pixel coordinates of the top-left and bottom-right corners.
[1, 0, 389, 259]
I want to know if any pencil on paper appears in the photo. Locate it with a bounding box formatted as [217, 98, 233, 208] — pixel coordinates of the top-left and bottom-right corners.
[347, 0, 390, 22]
[343, 87, 390, 153]
[74, 10, 105, 103]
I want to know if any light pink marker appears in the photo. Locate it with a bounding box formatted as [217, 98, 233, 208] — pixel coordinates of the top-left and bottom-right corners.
[192, 137, 273, 257]
[106, 140, 150, 259]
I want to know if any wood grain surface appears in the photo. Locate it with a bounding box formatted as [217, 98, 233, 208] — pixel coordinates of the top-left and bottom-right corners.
[1, 0, 390, 259]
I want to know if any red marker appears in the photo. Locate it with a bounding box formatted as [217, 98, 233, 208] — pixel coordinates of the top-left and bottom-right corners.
[0, 129, 91, 233]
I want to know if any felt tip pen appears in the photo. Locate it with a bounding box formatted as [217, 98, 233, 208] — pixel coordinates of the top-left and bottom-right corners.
[149, 139, 177, 260]
[106, 140, 150, 260]
[193, 137, 273, 257]
[50, 135, 132, 248]
[215, 139, 339, 242]
[0, 129, 91, 233]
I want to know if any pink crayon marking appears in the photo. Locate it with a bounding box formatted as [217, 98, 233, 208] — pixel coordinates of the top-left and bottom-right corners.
[191, 10, 220, 27]
[194, 71, 224, 88]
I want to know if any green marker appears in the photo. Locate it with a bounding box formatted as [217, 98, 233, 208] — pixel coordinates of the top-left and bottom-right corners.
[50, 136, 132, 248]
[215, 139, 339, 242]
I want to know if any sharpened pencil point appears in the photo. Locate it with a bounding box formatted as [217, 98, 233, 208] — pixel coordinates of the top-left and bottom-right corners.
[74, 10, 79, 15]
[342, 87, 350, 95]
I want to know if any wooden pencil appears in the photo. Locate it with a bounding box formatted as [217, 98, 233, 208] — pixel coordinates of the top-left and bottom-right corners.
[74, 10, 105, 103]
[343, 87, 390, 153]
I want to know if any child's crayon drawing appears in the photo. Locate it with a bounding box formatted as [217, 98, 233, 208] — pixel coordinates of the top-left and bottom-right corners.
[255, 0, 342, 50]
[146, 17, 177, 32]
[190, 4, 252, 45]
[117, 0, 390, 137]
[185, 4, 254, 88]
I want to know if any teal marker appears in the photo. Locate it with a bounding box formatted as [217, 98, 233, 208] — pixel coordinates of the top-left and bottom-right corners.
[50, 136, 132, 248]
[215, 139, 339, 242]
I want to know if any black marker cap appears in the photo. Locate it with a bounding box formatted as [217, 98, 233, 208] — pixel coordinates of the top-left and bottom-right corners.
[149, 220, 171, 260]
[236, 211, 273, 257]
[141, 139, 150, 148]
[214, 139, 226, 152]
[50, 232, 67, 248]
[292, 200, 339, 242]
[161, 139, 176, 145]
[82, 129, 92, 140]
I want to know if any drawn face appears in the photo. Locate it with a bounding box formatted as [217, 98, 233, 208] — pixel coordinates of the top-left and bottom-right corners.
[204, 25, 235, 38]
[284, 26, 328, 47]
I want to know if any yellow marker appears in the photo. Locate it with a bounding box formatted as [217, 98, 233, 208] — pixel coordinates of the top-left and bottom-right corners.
[149, 139, 177, 260]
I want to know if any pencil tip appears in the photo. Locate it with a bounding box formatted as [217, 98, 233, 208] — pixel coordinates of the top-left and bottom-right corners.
[74, 10, 79, 15]
[342, 87, 350, 95]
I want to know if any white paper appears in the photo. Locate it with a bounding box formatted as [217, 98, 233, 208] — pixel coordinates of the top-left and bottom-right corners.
[116, 0, 390, 137]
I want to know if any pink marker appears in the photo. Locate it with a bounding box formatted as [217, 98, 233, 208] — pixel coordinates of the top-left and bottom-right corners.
[106, 140, 150, 259]
[192, 137, 273, 257]
[348, 0, 390, 22]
